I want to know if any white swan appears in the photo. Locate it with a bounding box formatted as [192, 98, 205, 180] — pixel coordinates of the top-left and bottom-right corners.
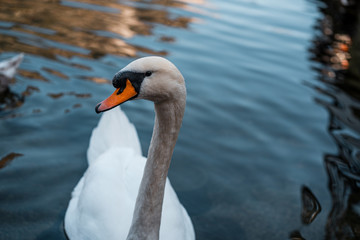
[64, 56, 195, 240]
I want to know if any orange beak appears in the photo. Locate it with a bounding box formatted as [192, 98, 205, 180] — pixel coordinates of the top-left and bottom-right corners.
[95, 79, 137, 113]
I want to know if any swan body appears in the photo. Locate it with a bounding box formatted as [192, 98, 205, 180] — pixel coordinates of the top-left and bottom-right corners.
[65, 57, 195, 240]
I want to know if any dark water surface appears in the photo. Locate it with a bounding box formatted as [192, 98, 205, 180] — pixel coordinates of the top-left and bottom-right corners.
[1, 0, 360, 239]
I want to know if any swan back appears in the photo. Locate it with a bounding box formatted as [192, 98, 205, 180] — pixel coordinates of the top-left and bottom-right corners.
[87, 107, 142, 164]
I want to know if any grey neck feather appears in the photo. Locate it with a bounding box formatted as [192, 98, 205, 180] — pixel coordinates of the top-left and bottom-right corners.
[126, 96, 185, 240]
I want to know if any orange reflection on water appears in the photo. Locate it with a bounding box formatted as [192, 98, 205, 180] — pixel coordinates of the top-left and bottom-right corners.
[18, 69, 48, 82]
[0, 0, 201, 59]
[0, 152, 23, 169]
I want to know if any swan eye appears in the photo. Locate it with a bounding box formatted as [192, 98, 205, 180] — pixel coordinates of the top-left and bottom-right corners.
[145, 71, 152, 77]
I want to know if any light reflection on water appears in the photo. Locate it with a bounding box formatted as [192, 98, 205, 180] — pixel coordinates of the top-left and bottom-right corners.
[0, 0, 201, 59]
[0, 0, 359, 239]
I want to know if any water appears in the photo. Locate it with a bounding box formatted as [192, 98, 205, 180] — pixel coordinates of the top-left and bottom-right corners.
[0, 0, 359, 239]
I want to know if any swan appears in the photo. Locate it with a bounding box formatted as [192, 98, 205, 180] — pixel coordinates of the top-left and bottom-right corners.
[64, 56, 195, 240]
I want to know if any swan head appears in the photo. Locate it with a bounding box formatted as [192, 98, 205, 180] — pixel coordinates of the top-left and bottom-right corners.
[95, 56, 185, 113]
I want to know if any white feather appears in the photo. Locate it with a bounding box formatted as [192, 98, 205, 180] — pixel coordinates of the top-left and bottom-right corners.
[65, 107, 195, 240]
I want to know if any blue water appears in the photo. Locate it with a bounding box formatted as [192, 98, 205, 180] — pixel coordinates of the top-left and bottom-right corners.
[1, 0, 359, 239]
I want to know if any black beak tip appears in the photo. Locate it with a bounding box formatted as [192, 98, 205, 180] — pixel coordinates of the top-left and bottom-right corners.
[95, 103, 102, 114]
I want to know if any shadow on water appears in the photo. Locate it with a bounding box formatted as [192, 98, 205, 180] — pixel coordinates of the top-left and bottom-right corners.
[294, 0, 360, 239]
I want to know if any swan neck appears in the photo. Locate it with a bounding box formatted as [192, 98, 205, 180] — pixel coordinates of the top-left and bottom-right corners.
[127, 98, 185, 240]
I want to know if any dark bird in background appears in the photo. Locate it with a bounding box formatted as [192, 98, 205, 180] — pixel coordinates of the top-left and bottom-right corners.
[0, 53, 24, 94]
[0, 53, 24, 111]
